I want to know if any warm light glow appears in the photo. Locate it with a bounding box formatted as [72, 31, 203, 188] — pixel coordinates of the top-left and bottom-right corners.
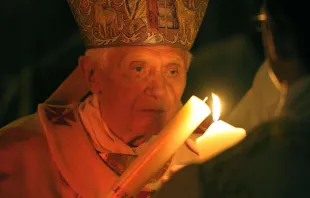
[257, 13, 267, 21]
[191, 96, 211, 122]
[212, 93, 221, 121]
[203, 96, 208, 103]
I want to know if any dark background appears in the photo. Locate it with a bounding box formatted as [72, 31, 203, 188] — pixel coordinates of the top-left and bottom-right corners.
[0, 0, 264, 127]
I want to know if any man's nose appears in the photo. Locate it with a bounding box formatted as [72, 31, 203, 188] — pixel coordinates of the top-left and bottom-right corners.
[144, 71, 167, 100]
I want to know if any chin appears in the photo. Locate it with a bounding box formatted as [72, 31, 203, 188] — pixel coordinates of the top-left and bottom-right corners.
[129, 122, 167, 146]
[147, 124, 165, 135]
[150, 127, 162, 135]
[134, 121, 165, 137]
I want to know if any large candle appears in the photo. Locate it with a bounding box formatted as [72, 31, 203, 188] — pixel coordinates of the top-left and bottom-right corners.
[196, 94, 246, 163]
[107, 96, 211, 197]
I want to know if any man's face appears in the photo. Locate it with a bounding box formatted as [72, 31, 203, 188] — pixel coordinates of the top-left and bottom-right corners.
[92, 46, 188, 145]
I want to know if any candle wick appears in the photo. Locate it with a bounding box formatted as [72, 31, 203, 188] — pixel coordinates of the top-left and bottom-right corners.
[203, 97, 208, 103]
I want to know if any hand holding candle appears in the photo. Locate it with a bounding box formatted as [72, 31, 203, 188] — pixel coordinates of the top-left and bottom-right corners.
[106, 96, 211, 197]
[196, 93, 247, 163]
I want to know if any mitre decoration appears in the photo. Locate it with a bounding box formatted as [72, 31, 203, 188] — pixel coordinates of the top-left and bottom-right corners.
[67, 0, 209, 50]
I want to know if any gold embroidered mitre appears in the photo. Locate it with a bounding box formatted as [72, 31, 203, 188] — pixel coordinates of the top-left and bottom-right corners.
[67, 0, 209, 50]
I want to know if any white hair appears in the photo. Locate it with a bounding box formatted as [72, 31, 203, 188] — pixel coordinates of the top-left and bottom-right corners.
[185, 51, 192, 70]
[84, 48, 112, 68]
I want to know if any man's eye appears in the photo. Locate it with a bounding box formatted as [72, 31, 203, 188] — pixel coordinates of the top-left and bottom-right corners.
[166, 67, 179, 77]
[169, 69, 177, 75]
[165, 63, 180, 77]
[134, 66, 144, 72]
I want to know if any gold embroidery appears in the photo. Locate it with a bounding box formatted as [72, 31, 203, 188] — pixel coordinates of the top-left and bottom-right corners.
[102, 152, 171, 183]
[67, 0, 209, 50]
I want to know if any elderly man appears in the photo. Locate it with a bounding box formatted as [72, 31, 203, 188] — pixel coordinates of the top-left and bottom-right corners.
[0, 0, 209, 197]
[156, 0, 310, 197]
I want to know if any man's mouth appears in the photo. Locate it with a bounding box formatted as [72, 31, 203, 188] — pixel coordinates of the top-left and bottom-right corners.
[137, 109, 167, 115]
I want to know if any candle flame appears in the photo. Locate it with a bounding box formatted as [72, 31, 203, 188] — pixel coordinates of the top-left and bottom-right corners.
[212, 93, 221, 121]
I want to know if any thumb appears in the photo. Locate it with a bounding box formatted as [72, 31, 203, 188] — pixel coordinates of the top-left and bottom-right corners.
[185, 139, 199, 156]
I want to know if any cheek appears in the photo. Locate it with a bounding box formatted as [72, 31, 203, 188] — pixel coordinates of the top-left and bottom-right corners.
[121, 71, 133, 82]
[98, 73, 114, 93]
[167, 75, 186, 101]
[96, 72, 120, 103]
[100, 71, 145, 107]
[164, 78, 186, 120]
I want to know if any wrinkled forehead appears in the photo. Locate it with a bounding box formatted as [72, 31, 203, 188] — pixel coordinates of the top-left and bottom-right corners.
[120, 46, 186, 62]
[86, 46, 188, 65]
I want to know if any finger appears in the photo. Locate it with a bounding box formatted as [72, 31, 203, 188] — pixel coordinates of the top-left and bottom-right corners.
[160, 175, 170, 184]
[185, 139, 200, 156]
[170, 165, 185, 173]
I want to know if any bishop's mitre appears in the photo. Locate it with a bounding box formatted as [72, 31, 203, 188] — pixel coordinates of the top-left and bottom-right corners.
[67, 0, 209, 50]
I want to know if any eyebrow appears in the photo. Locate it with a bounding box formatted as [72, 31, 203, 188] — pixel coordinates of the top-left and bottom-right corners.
[162, 53, 185, 63]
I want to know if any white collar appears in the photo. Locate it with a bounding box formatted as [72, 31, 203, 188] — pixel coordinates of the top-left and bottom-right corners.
[78, 95, 141, 155]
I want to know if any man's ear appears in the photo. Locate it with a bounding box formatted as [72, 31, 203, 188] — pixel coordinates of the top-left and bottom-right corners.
[79, 56, 100, 94]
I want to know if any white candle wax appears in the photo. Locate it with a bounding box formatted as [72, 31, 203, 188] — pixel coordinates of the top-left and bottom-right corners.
[196, 120, 246, 163]
[107, 96, 211, 197]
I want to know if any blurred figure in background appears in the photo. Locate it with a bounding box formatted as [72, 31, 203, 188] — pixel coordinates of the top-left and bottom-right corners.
[226, 0, 309, 131]
[156, 0, 310, 197]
